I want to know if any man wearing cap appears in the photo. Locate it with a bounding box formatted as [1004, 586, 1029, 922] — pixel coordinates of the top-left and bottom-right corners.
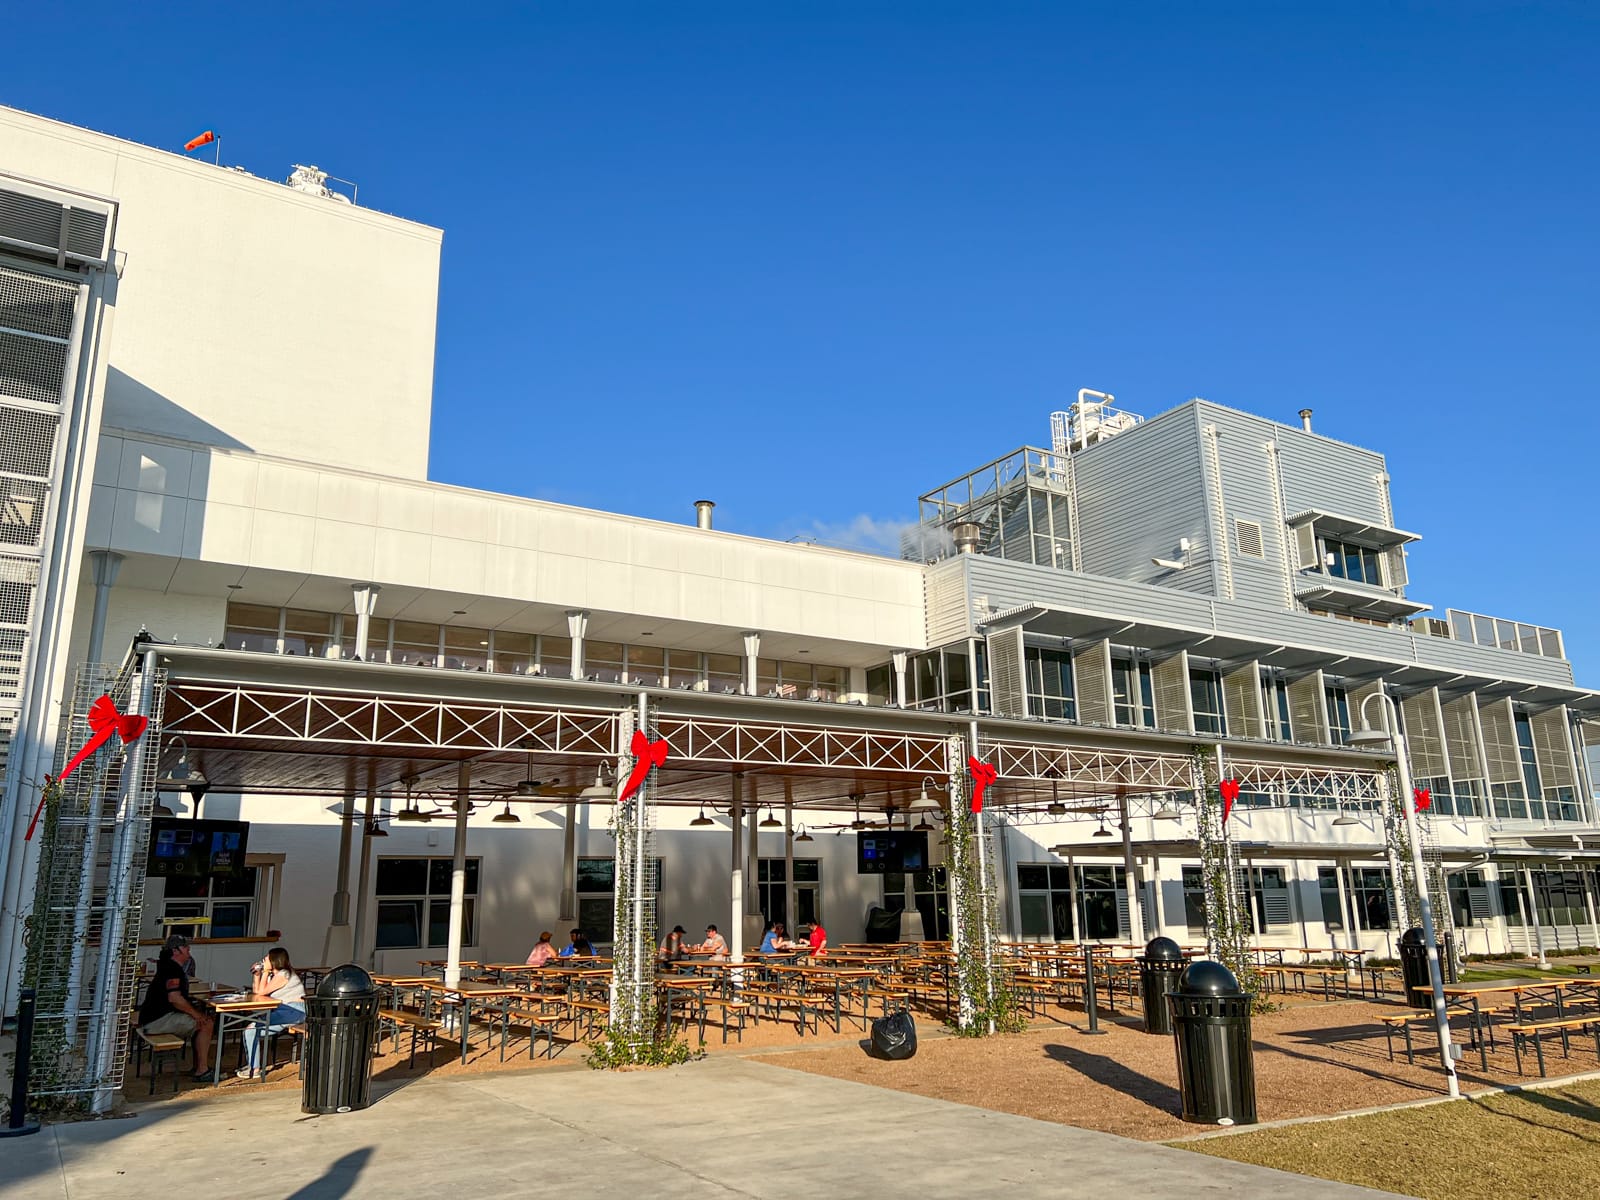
[137, 935, 214, 1080]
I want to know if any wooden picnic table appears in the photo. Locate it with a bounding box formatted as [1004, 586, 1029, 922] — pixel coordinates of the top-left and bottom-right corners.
[207, 997, 281, 1086]
[437, 981, 529, 1064]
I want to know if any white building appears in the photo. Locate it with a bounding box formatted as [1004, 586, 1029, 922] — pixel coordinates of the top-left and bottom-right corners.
[1, 106, 1597, 1043]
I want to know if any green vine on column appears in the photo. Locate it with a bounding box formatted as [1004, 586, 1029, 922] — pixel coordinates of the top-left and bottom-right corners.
[1380, 765, 1418, 930]
[945, 779, 1024, 1037]
[1190, 749, 1271, 1012]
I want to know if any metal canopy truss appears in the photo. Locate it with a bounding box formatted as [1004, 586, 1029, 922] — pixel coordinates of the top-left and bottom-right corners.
[650, 713, 947, 776]
[1226, 757, 1386, 807]
[978, 737, 1194, 795]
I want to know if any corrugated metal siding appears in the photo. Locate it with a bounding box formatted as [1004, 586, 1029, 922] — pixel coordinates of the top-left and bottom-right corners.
[1270, 422, 1389, 525]
[950, 555, 1576, 689]
[1401, 689, 1448, 779]
[987, 627, 1026, 718]
[1073, 638, 1113, 726]
[1478, 697, 1521, 785]
[1072, 405, 1216, 596]
[1530, 707, 1575, 788]
[1223, 661, 1263, 738]
[1206, 408, 1292, 609]
[1152, 651, 1192, 733]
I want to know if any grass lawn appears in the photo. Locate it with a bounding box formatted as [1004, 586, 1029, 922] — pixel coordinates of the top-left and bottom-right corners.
[1458, 962, 1594, 984]
[1179, 1078, 1600, 1200]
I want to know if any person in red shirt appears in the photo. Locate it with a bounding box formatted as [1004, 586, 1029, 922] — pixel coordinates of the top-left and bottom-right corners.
[807, 920, 827, 957]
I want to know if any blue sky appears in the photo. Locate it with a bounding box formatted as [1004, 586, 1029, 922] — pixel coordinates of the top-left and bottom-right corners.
[7, 3, 1598, 674]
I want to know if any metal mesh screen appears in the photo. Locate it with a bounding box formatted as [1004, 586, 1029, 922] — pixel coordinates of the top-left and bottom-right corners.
[0, 329, 69, 406]
[0, 270, 76, 340]
[0, 404, 63, 480]
[22, 661, 167, 1107]
[608, 710, 659, 1049]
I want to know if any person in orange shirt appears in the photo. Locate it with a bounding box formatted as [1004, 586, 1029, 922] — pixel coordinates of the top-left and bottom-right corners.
[807, 920, 827, 957]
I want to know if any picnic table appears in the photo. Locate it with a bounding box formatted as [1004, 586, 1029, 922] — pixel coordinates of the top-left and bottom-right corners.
[208, 996, 281, 1086]
[438, 980, 528, 1063]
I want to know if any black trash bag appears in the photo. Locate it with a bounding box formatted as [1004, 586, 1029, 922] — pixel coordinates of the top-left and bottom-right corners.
[869, 1009, 917, 1060]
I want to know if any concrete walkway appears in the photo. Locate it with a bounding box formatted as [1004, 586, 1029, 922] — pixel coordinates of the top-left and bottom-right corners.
[2, 1056, 1404, 1199]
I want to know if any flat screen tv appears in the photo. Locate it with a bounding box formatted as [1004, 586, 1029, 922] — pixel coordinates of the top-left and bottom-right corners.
[856, 830, 929, 874]
[146, 819, 250, 879]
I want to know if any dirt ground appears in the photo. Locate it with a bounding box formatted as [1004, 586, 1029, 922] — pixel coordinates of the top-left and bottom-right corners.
[750, 995, 1600, 1141]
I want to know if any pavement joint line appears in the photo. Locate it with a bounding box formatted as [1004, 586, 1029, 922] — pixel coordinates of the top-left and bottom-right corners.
[1165, 1066, 1600, 1142]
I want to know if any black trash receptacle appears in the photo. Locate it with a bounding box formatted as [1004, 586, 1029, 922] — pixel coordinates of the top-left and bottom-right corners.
[1138, 937, 1185, 1036]
[1399, 927, 1455, 1008]
[302, 963, 379, 1114]
[1167, 960, 1256, 1126]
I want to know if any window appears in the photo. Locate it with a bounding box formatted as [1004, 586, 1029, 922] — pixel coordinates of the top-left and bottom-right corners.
[1181, 867, 1207, 935]
[883, 868, 949, 939]
[1316, 868, 1344, 930]
[374, 857, 479, 950]
[492, 631, 534, 676]
[758, 858, 820, 928]
[1024, 646, 1076, 721]
[1447, 871, 1490, 928]
[443, 625, 489, 671]
[392, 621, 440, 667]
[669, 649, 705, 690]
[283, 608, 335, 658]
[1077, 866, 1127, 940]
[1261, 673, 1292, 741]
[1325, 685, 1351, 745]
[1112, 657, 1155, 728]
[707, 653, 742, 694]
[224, 603, 280, 654]
[539, 634, 572, 678]
[585, 640, 624, 683]
[1325, 539, 1380, 586]
[1189, 667, 1225, 736]
[575, 856, 663, 945]
[1347, 867, 1394, 931]
[1246, 867, 1291, 931]
[1514, 713, 1544, 820]
[626, 644, 665, 687]
[866, 663, 894, 706]
[1016, 864, 1075, 941]
[161, 867, 259, 939]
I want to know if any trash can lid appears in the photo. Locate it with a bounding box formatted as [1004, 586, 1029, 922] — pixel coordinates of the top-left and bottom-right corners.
[1177, 959, 1241, 996]
[1399, 926, 1427, 946]
[316, 963, 377, 998]
[1142, 936, 1183, 963]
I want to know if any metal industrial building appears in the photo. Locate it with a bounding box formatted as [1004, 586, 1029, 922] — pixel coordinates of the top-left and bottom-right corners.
[1, 106, 1597, 1100]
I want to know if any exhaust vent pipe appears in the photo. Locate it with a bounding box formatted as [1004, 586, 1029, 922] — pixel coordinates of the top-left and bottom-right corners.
[694, 499, 715, 530]
[1298, 408, 1313, 432]
[951, 521, 982, 555]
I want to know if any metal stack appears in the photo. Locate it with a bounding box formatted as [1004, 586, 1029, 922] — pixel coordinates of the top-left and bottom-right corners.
[22, 657, 166, 1112]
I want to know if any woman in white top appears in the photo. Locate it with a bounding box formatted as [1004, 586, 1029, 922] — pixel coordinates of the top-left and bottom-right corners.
[239, 946, 307, 1079]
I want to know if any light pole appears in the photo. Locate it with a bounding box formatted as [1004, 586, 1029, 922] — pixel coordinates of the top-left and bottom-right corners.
[1349, 691, 1460, 1098]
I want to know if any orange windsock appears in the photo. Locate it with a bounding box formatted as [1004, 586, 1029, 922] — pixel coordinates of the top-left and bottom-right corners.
[184, 130, 216, 152]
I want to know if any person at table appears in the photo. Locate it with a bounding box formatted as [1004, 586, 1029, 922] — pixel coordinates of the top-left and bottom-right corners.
[692, 924, 729, 961]
[571, 936, 596, 957]
[526, 931, 558, 967]
[760, 922, 795, 954]
[558, 928, 589, 958]
[807, 919, 828, 957]
[659, 925, 688, 968]
[137, 935, 215, 1082]
[238, 946, 307, 1079]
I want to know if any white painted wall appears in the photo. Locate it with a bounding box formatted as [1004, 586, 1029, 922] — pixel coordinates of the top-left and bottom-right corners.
[84, 432, 928, 655]
[0, 106, 441, 480]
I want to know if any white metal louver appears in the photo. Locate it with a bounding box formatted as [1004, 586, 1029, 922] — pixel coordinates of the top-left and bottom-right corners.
[1071, 638, 1113, 726]
[1442, 693, 1486, 785]
[1234, 519, 1264, 559]
[1400, 689, 1449, 780]
[1477, 697, 1522, 786]
[1223, 661, 1264, 739]
[1287, 670, 1327, 744]
[1529, 706, 1576, 789]
[1293, 522, 1319, 569]
[985, 626, 1027, 719]
[1151, 651, 1193, 734]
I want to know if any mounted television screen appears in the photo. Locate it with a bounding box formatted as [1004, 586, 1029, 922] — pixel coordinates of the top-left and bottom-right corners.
[856, 830, 929, 874]
[146, 819, 250, 879]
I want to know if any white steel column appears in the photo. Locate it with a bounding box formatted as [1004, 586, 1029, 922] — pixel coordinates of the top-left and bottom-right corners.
[730, 774, 744, 961]
[559, 803, 578, 921]
[84, 551, 122, 664]
[1119, 793, 1146, 942]
[742, 631, 760, 696]
[1521, 862, 1550, 968]
[445, 763, 471, 988]
[1333, 856, 1353, 951]
[784, 798, 795, 930]
[321, 788, 358, 967]
[892, 650, 909, 708]
[351, 786, 377, 965]
[351, 583, 379, 660]
[567, 610, 589, 681]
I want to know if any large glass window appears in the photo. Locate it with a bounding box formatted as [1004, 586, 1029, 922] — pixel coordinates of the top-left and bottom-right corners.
[883, 867, 949, 939]
[161, 867, 260, 939]
[585, 641, 624, 683]
[1024, 647, 1076, 721]
[1189, 668, 1225, 735]
[443, 626, 489, 672]
[1347, 867, 1394, 931]
[1112, 657, 1155, 728]
[539, 634, 572, 678]
[1181, 867, 1207, 934]
[1325, 685, 1351, 745]
[374, 857, 479, 950]
[282, 608, 335, 658]
[1317, 867, 1344, 930]
[1514, 713, 1544, 820]
[1261, 673, 1292, 741]
[757, 858, 820, 927]
[224, 603, 280, 654]
[1245, 866, 1292, 931]
[575, 857, 663, 945]
[668, 650, 705, 690]
[626, 645, 665, 687]
[1076, 866, 1126, 940]
[707, 654, 742, 694]
[492, 632, 534, 676]
[392, 621, 440, 667]
[1015, 864, 1075, 941]
[1325, 539, 1380, 585]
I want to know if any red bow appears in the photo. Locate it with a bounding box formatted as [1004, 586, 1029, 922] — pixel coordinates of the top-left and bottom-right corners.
[968, 757, 996, 813]
[24, 695, 149, 840]
[1220, 778, 1240, 824]
[1413, 786, 1432, 813]
[617, 728, 669, 804]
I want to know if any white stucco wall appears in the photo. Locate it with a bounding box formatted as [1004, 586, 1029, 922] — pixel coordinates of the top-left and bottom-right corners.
[0, 106, 441, 481]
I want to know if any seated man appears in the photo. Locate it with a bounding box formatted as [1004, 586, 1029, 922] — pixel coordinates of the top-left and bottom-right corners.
[693, 924, 729, 961]
[558, 928, 588, 958]
[137, 935, 214, 1081]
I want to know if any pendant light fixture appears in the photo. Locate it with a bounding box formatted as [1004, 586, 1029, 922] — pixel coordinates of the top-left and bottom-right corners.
[795, 825, 813, 843]
[690, 806, 715, 827]
[493, 801, 522, 824]
[759, 806, 782, 829]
